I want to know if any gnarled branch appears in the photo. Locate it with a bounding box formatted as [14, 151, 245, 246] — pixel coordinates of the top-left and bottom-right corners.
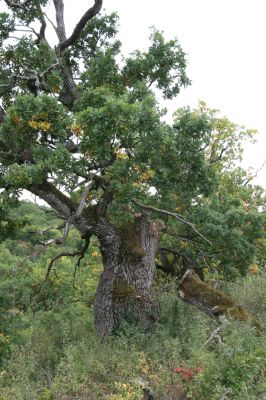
[73, 237, 91, 289]
[40, 236, 91, 289]
[59, 0, 103, 52]
[132, 199, 212, 245]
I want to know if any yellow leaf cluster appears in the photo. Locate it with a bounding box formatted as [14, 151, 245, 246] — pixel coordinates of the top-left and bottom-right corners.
[139, 351, 150, 375]
[115, 150, 127, 160]
[249, 264, 260, 274]
[51, 86, 60, 93]
[71, 124, 82, 136]
[180, 241, 188, 249]
[140, 169, 154, 182]
[109, 381, 141, 400]
[28, 120, 52, 132]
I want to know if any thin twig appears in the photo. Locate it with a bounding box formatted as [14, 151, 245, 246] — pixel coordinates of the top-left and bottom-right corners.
[45, 250, 81, 281]
[165, 230, 203, 245]
[73, 237, 91, 290]
[43, 12, 58, 34]
[243, 158, 266, 186]
[204, 319, 229, 347]
[29, 223, 65, 236]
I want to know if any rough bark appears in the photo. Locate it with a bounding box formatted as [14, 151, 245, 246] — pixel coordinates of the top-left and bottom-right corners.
[30, 179, 165, 336]
[94, 214, 165, 336]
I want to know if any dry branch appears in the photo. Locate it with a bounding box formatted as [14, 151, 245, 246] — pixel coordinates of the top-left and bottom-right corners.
[132, 199, 212, 245]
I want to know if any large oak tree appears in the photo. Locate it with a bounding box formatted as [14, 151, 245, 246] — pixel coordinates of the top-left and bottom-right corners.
[0, 0, 265, 336]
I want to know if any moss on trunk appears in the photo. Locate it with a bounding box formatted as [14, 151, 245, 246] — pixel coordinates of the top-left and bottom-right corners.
[179, 269, 261, 334]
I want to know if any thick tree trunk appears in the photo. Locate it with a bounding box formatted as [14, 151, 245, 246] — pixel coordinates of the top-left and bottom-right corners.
[94, 213, 165, 336]
[93, 217, 122, 336]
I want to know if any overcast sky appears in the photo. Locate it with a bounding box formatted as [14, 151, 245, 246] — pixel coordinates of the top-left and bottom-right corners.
[62, 0, 266, 187]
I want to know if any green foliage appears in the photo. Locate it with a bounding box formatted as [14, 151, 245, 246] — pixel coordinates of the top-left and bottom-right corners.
[0, 191, 24, 242]
[0, 333, 11, 367]
[0, 3, 266, 399]
[0, 12, 14, 45]
[1, 275, 265, 399]
[123, 29, 190, 99]
[70, 12, 120, 72]
[188, 322, 266, 400]
[0, 2, 264, 281]
[0, 202, 265, 398]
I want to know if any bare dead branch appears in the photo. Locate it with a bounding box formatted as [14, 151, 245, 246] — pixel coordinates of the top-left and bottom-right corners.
[132, 199, 212, 245]
[59, 0, 103, 52]
[52, 0, 77, 106]
[0, 69, 48, 94]
[43, 12, 58, 34]
[53, 0, 67, 42]
[41, 237, 91, 289]
[40, 61, 60, 79]
[14, 28, 37, 34]
[31, 238, 91, 303]
[165, 230, 203, 245]
[40, 237, 65, 246]
[45, 249, 81, 281]
[243, 158, 266, 186]
[33, 3, 47, 46]
[29, 223, 65, 236]
[204, 318, 229, 348]
[40, 217, 73, 246]
[73, 237, 91, 289]
[76, 180, 96, 217]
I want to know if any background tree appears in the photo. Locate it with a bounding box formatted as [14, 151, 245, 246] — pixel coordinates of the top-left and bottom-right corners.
[0, 0, 265, 336]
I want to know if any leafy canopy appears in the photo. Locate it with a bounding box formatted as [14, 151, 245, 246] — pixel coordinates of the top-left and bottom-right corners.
[0, 0, 265, 278]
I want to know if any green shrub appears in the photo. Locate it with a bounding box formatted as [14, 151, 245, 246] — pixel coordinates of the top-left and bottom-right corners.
[0, 277, 265, 399]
